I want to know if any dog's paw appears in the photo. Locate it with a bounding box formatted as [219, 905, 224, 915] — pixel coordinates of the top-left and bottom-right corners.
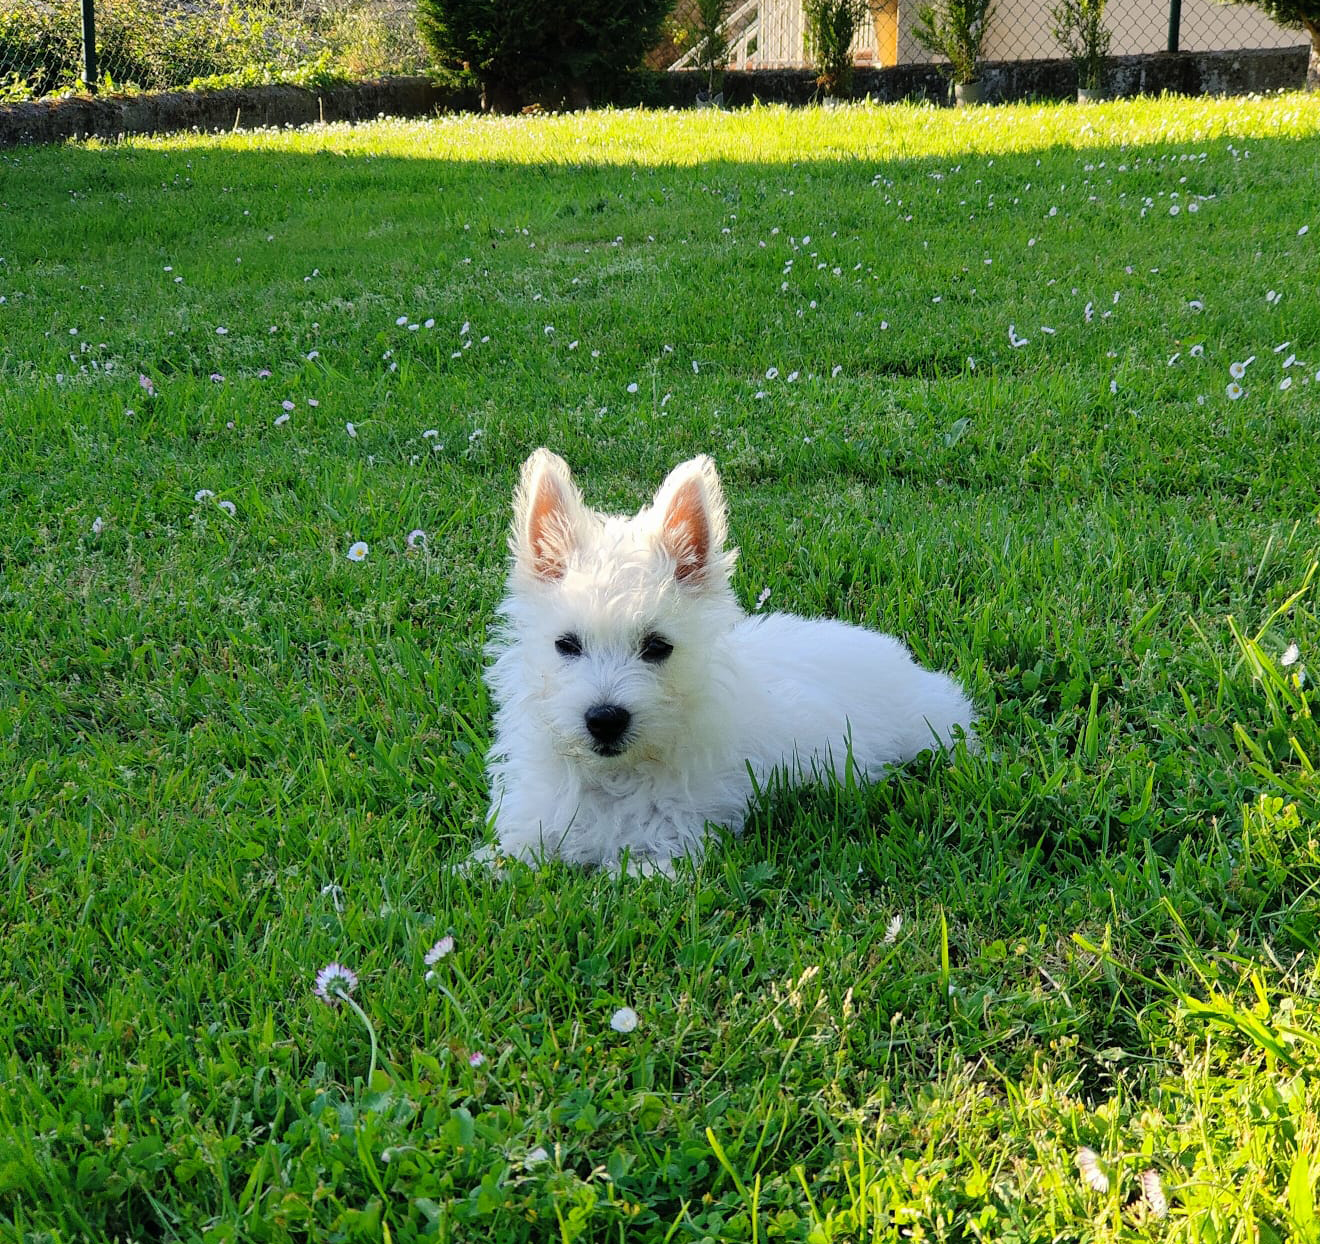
[453, 842, 515, 878]
[605, 852, 684, 880]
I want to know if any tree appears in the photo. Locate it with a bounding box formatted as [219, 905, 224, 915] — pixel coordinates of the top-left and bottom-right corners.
[416, 0, 675, 113]
[1225, 0, 1319, 89]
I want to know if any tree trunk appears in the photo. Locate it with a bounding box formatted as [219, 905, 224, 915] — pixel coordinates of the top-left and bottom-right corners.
[1305, 19, 1320, 91]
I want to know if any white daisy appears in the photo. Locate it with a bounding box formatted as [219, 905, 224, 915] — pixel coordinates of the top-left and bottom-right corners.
[314, 961, 358, 1006]
[1075, 1147, 1109, 1192]
[610, 1006, 639, 1034]
[425, 936, 455, 965]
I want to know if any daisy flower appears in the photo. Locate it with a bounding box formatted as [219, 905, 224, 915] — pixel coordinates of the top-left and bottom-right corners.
[218, 500, 236, 517]
[1226, 381, 1243, 400]
[314, 962, 358, 1006]
[1139, 1170, 1167, 1219]
[406, 529, 427, 549]
[1075, 1147, 1109, 1193]
[425, 936, 454, 965]
[610, 1006, 640, 1034]
[347, 541, 369, 562]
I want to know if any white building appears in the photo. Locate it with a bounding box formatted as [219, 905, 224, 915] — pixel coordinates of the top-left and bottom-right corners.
[698, 0, 1305, 69]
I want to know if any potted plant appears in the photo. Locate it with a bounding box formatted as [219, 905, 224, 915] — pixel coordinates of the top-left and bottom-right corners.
[803, 0, 874, 99]
[691, 0, 734, 106]
[1052, 0, 1111, 99]
[912, 0, 994, 104]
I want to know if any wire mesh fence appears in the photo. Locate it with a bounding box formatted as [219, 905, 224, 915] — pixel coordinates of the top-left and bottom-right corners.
[1, 0, 1306, 101]
[0, 0, 427, 100]
[663, 0, 1305, 71]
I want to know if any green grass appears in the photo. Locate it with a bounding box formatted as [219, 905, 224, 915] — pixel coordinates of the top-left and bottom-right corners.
[1, 94, 1319, 1241]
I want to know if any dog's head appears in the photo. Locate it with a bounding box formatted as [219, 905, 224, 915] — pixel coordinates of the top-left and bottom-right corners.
[498, 449, 741, 765]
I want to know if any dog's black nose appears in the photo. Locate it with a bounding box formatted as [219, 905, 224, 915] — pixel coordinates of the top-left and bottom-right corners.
[584, 703, 631, 752]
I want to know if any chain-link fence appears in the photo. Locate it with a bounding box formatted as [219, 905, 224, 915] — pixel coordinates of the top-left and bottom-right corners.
[0, 0, 426, 101]
[663, 0, 1305, 70]
[2, 0, 1306, 102]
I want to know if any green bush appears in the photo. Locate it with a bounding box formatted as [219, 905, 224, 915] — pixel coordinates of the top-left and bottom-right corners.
[0, 5, 80, 98]
[0, 0, 425, 100]
[802, 0, 872, 97]
[415, 0, 675, 112]
[912, 0, 994, 84]
[1051, 0, 1110, 90]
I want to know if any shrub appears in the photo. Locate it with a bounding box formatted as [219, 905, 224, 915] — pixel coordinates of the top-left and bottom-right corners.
[802, 0, 873, 97]
[0, 5, 80, 98]
[0, 0, 425, 100]
[1051, 0, 1110, 90]
[689, 0, 733, 95]
[415, 0, 675, 112]
[912, 0, 994, 84]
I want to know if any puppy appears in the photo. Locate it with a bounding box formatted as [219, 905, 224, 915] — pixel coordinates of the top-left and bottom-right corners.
[482, 449, 975, 873]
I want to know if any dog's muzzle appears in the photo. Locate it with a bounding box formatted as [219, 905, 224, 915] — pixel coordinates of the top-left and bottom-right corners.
[584, 703, 632, 756]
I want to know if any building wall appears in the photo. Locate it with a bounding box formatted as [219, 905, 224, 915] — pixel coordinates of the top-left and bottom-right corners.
[739, 0, 1305, 69]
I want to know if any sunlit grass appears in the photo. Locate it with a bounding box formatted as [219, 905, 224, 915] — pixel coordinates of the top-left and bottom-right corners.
[1, 95, 1318, 1241]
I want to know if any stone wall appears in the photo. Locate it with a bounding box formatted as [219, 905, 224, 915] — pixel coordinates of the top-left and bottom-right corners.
[0, 77, 476, 148]
[650, 46, 1310, 105]
[0, 47, 1309, 149]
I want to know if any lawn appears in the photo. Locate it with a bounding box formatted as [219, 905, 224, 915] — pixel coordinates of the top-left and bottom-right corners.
[1, 94, 1319, 1242]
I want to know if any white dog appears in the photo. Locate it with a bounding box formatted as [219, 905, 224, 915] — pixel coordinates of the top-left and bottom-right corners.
[482, 449, 975, 873]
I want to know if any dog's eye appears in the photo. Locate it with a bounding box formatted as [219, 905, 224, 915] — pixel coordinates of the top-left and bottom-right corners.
[639, 633, 674, 664]
[555, 633, 584, 658]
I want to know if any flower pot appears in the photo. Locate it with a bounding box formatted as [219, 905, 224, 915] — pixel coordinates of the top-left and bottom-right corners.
[1076, 86, 1102, 102]
[954, 80, 983, 107]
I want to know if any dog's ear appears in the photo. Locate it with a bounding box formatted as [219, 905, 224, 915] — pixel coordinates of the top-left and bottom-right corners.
[654, 455, 730, 587]
[512, 449, 585, 583]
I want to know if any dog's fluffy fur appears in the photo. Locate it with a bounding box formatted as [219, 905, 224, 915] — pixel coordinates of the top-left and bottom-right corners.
[483, 449, 975, 871]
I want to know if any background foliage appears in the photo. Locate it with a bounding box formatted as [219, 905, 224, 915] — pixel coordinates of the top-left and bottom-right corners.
[0, 0, 426, 100]
[415, 0, 674, 111]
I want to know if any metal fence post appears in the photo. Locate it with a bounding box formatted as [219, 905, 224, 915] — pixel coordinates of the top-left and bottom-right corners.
[1166, 0, 1181, 52]
[80, 0, 98, 92]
